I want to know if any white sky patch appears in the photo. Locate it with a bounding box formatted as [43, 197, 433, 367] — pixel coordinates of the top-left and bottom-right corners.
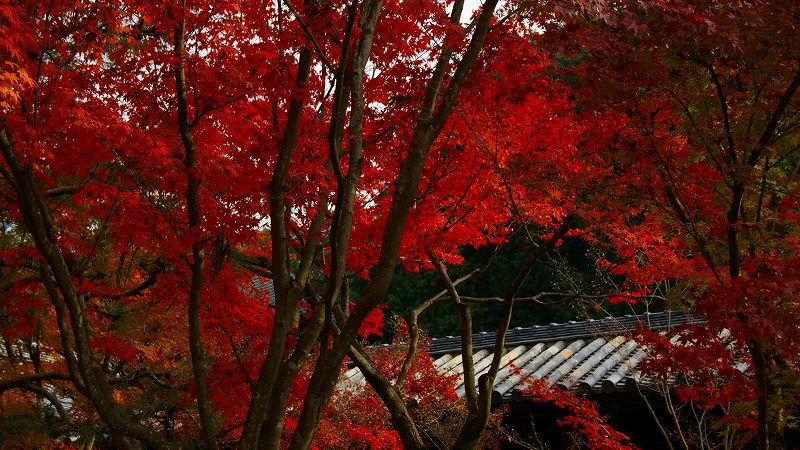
[455, 0, 502, 24]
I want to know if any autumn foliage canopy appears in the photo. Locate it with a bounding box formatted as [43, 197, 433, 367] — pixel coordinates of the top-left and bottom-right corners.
[1, 0, 799, 448]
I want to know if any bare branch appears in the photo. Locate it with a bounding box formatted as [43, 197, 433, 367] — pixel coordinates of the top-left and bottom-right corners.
[16, 384, 71, 420]
[231, 251, 274, 278]
[429, 251, 478, 409]
[396, 243, 500, 387]
[347, 341, 427, 450]
[111, 368, 179, 390]
[99, 264, 165, 300]
[43, 185, 78, 197]
[219, 325, 253, 386]
[701, 61, 737, 164]
[454, 213, 574, 449]
[0, 372, 72, 393]
[174, 13, 218, 448]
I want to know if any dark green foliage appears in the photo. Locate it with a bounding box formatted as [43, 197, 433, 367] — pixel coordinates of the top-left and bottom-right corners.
[382, 235, 663, 338]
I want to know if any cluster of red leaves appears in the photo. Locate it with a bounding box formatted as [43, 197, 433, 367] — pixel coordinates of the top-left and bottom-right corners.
[636, 326, 756, 405]
[354, 303, 387, 339]
[516, 375, 637, 450]
[88, 334, 138, 363]
[701, 258, 800, 365]
[633, 325, 760, 444]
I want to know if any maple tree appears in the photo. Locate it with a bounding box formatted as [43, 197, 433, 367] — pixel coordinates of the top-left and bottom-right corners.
[2, 0, 798, 449]
[529, 0, 800, 448]
[0, 0, 565, 448]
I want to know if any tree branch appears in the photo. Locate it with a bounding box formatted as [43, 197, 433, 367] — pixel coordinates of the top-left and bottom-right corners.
[239, 42, 314, 450]
[16, 383, 71, 420]
[43, 185, 78, 198]
[283, 0, 335, 72]
[396, 265, 485, 386]
[429, 252, 478, 410]
[99, 264, 165, 300]
[454, 213, 574, 449]
[752, 68, 800, 165]
[111, 368, 179, 390]
[702, 61, 736, 164]
[347, 341, 427, 450]
[174, 13, 219, 448]
[230, 251, 274, 278]
[2, 129, 166, 448]
[0, 372, 72, 393]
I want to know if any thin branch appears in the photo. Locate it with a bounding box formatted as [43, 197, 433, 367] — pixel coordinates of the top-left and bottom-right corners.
[219, 325, 253, 386]
[397, 245, 500, 386]
[346, 341, 427, 450]
[99, 264, 165, 300]
[110, 368, 179, 390]
[663, 185, 725, 285]
[283, 0, 335, 72]
[217, 420, 245, 439]
[17, 384, 70, 420]
[636, 383, 676, 450]
[752, 67, 800, 165]
[230, 251, 274, 278]
[429, 251, 478, 409]
[453, 213, 574, 449]
[0, 372, 72, 393]
[326, 0, 358, 187]
[235, 261, 273, 279]
[703, 62, 736, 164]
[174, 12, 218, 448]
[43, 185, 78, 197]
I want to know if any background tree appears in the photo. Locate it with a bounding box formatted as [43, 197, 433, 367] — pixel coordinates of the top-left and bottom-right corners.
[530, 0, 800, 447]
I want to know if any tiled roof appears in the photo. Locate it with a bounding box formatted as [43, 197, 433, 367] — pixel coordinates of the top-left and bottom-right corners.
[431, 311, 706, 398]
[342, 311, 719, 399]
[427, 310, 699, 355]
[248, 277, 275, 305]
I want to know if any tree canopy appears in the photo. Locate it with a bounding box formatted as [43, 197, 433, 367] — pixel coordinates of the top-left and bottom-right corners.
[1, 0, 798, 448]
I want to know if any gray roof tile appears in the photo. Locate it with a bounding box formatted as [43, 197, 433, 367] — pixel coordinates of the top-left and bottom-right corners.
[432, 310, 703, 397]
[340, 311, 719, 400]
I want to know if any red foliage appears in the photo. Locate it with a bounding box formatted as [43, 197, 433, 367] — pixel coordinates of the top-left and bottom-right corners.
[1, 0, 798, 447]
[517, 376, 637, 450]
